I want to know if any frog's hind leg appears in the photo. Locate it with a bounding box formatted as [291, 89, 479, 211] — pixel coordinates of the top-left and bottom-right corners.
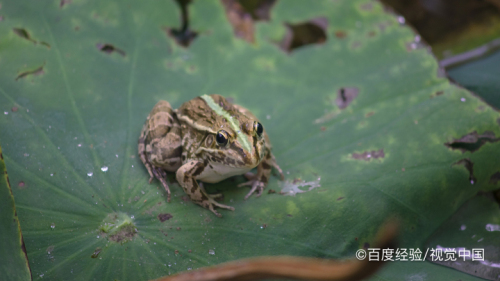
[138, 122, 155, 182]
[140, 100, 184, 203]
[151, 167, 171, 202]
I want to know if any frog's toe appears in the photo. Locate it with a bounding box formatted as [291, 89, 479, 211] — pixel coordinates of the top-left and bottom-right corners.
[212, 200, 235, 211]
[238, 180, 260, 188]
[206, 201, 234, 217]
[217, 203, 234, 211]
[242, 180, 265, 200]
[208, 193, 224, 200]
[208, 206, 222, 218]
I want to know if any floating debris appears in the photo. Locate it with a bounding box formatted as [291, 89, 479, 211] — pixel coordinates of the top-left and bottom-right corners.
[280, 178, 321, 196]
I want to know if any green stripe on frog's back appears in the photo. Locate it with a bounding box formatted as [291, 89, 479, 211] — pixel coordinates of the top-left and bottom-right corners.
[200, 95, 253, 153]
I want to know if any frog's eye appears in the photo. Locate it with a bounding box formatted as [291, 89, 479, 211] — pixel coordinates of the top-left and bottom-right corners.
[254, 122, 263, 137]
[216, 130, 229, 146]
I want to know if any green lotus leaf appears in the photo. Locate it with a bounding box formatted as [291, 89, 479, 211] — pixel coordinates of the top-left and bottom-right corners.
[0, 0, 499, 280]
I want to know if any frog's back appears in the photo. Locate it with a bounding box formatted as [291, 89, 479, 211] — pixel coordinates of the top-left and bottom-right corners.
[177, 96, 217, 130]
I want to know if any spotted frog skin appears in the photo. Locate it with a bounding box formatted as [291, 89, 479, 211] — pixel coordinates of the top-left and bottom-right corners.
[138, 94, 284, 217]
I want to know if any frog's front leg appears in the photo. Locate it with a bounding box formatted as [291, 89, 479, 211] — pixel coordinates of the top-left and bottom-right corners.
[176, 161, 235, 217]
[239, 151, 284, 199]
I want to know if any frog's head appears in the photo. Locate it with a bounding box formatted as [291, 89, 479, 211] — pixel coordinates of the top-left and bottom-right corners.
[198, 95, 267, 169]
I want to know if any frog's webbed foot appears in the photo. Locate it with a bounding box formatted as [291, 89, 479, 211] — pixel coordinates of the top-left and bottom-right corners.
[239, 153, 284, 199]
[198, 182, 234, 217]
[204, 200, 235, 217]
[238, 176, 266, 200]
[198, 183, 225, 201]
[151, 167, 171, 202]
[177, 162, 234, 217]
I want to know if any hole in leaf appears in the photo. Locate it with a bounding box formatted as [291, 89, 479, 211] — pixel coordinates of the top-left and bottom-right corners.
[352, 149, 385, 161]
[166, 0, 198, 47]
[96, 43, 126, 56]
[430, 91, 444, 98]
[335, 30, 347, 39]
[490, 172, 500, 185]
[60, 0, 71, 8]
[158, 213, 173, 222]
[221, 0, 277, 43]
[236, 0, 277, 20]
[280, 17, 327, 52]
[445, 131, 499, 153]
[453, 158, 477, 184]
[336, 87, 359, 109]
[13, 28, 51, 48]
[15, 64, 45, 81]
[13, 28, 35, 43]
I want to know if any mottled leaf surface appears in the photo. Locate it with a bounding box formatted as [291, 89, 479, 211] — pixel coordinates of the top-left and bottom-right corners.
[0, 0, 499, 280]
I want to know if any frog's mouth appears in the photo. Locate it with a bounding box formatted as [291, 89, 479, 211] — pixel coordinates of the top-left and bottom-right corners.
[228, 138, 264, 168]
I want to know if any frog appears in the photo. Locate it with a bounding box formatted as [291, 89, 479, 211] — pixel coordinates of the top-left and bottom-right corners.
[138, 94, 284, 217]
